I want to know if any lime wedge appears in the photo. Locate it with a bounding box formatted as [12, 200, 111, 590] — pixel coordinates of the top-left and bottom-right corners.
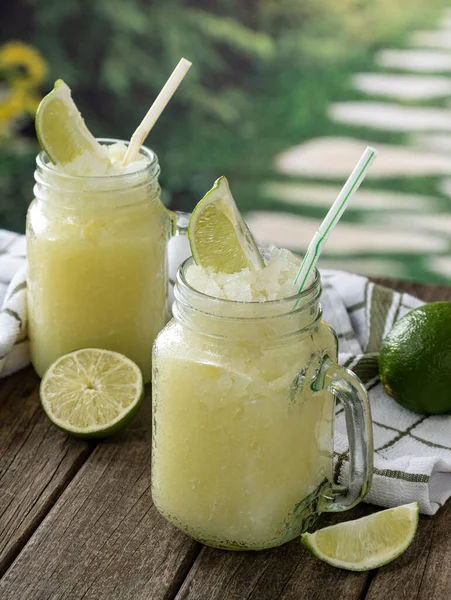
[40, 348, 144, 439]
[35, 79, 109, 172]
[301, 502, 419, 571]
[188, 176, 264, 273]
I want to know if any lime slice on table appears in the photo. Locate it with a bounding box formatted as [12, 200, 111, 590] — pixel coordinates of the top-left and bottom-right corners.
[40, 349, 144, 439]
[188, 176, 264, 273]
[35, 79, 109, 172]
[301, 502, 419, 571]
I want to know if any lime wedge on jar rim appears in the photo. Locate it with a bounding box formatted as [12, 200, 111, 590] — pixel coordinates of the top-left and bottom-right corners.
[40, 348, 144, 439]
[301, 502, 419, 571]
[35, 79, 109, 172]
[188, 176, 264, 273]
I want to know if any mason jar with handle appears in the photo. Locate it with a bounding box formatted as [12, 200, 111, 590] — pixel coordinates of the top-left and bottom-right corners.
[151, 260, 373, 550]
[27, 139, 189, 383]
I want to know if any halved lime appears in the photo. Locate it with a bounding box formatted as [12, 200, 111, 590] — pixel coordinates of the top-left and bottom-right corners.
[35, 79, 108, 171]
[40, 348, 144, 439]
[188, 176, 264, 273]
[301, 502, 419, 571]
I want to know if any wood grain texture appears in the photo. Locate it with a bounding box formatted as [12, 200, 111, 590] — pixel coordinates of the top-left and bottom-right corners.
[373, 279, 451, 302]
[176, 280, 451, 600]
[0, 389, 201, 600]
[0, 279, 450, 600]
[176, 506, 374, 600]
[0, 367, 90, 576]
[366, 502, 451, 600]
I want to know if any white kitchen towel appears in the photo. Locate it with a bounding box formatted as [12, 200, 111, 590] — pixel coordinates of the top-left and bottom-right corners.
[320, 269, 451, 516]
[0, 230, 28, 377]
[1, 228, 450, 515]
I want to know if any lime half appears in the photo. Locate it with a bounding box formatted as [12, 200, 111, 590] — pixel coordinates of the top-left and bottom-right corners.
[188, 176, 264, 273]
[40, 348, 144, 439]
[301, 502, 419, 571]
[35, 79, 108, 172]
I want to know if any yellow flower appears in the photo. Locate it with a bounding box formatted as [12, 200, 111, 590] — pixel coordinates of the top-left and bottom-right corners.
[0, 88, 24, 138]
[0, 89, 23, 122]
[0, 41, 47, 87]
[0, 41, 48, 137]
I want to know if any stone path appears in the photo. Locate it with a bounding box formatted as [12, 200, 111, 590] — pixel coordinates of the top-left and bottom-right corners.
[439, 177, 451, 197]
[256, 6, 451, 283]
[413, 133, 451, 153]
[441, 9, 451, 29]
[430, 255, 451, 278]
[381, 213, 451, 235]
[247, 212, 446, 254]
[376, 49, 451, 72]
[276, 137, 451, 178]
[410, 30, 451, 50]
[263, 182, 439, 212]
[352, 73, 451, 101]
[330, 102, 451, 132]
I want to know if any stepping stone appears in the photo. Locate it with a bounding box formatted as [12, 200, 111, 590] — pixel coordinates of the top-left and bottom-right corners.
[318, 257, 405, 278]
[410, 30, 451, 50]
[263, 182, 438, 212]
[352, 73, 451, 100]
[412, 133, 451, 153]
[245, 211, 446, 254]
[330, 102, 451, 132]
[376, 49, 451, 72]
[438, 178, 451, 197]
[379, 213, 451, 235]
[440, 10, 451, 29]
[275, 137, 451, 179]
[428, 256, 451, 280]
[408, 214, 451, 234]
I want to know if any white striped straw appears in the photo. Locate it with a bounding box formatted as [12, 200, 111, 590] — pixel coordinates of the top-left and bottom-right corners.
[123, 58, 192, 166]
[294, 146, 378, 294]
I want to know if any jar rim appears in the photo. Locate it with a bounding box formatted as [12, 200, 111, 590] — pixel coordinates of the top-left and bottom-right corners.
[176, 256, 321, 308]
[173, 256, 323, 339]
[35, 137, 158, 182]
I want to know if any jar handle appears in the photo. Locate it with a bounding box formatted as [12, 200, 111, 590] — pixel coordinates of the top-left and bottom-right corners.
[167, 211, 192, 288]
[315, 355, 373, 512]
[170, 210, 191, 237]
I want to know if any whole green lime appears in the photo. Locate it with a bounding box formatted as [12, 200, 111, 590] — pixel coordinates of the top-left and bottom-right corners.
[378, 302, 451, 415]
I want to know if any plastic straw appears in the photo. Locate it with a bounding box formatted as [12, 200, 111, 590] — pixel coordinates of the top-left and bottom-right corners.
[123, 58, 192, 166]
[294, 146, 378, 294]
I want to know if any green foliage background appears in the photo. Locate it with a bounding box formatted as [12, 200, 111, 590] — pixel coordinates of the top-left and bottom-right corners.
[0, 0, 448, 233]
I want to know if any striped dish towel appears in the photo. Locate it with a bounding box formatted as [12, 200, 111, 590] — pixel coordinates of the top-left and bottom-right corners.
[321, 270, 451, 516]
[0, 230, 28, 377]
[1, 229, 450, 514]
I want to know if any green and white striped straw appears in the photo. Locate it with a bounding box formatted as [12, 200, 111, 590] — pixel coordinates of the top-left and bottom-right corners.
[294, 146, 378, 293]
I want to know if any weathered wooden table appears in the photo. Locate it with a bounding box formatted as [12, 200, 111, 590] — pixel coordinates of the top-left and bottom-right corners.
[1, 279, 451, 600]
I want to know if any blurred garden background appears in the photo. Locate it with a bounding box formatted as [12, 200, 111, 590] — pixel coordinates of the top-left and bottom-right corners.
[1, 0, 451, 282]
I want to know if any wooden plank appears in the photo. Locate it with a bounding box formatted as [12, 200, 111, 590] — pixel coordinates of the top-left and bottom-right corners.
[176, 506, 374, 600]
[176, 279, 451, 600]
[416, 501, 451, 599]
[0, 389, 201, 600]
[1, 279, 450, 598]
[0, 368, 90, 576]
[373, 279, 451, 302]
[366, 502, 451, 600]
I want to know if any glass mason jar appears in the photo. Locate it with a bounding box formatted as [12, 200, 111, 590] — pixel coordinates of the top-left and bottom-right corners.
[27, 139, 188, 383]
[151, 260, 373, 550]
